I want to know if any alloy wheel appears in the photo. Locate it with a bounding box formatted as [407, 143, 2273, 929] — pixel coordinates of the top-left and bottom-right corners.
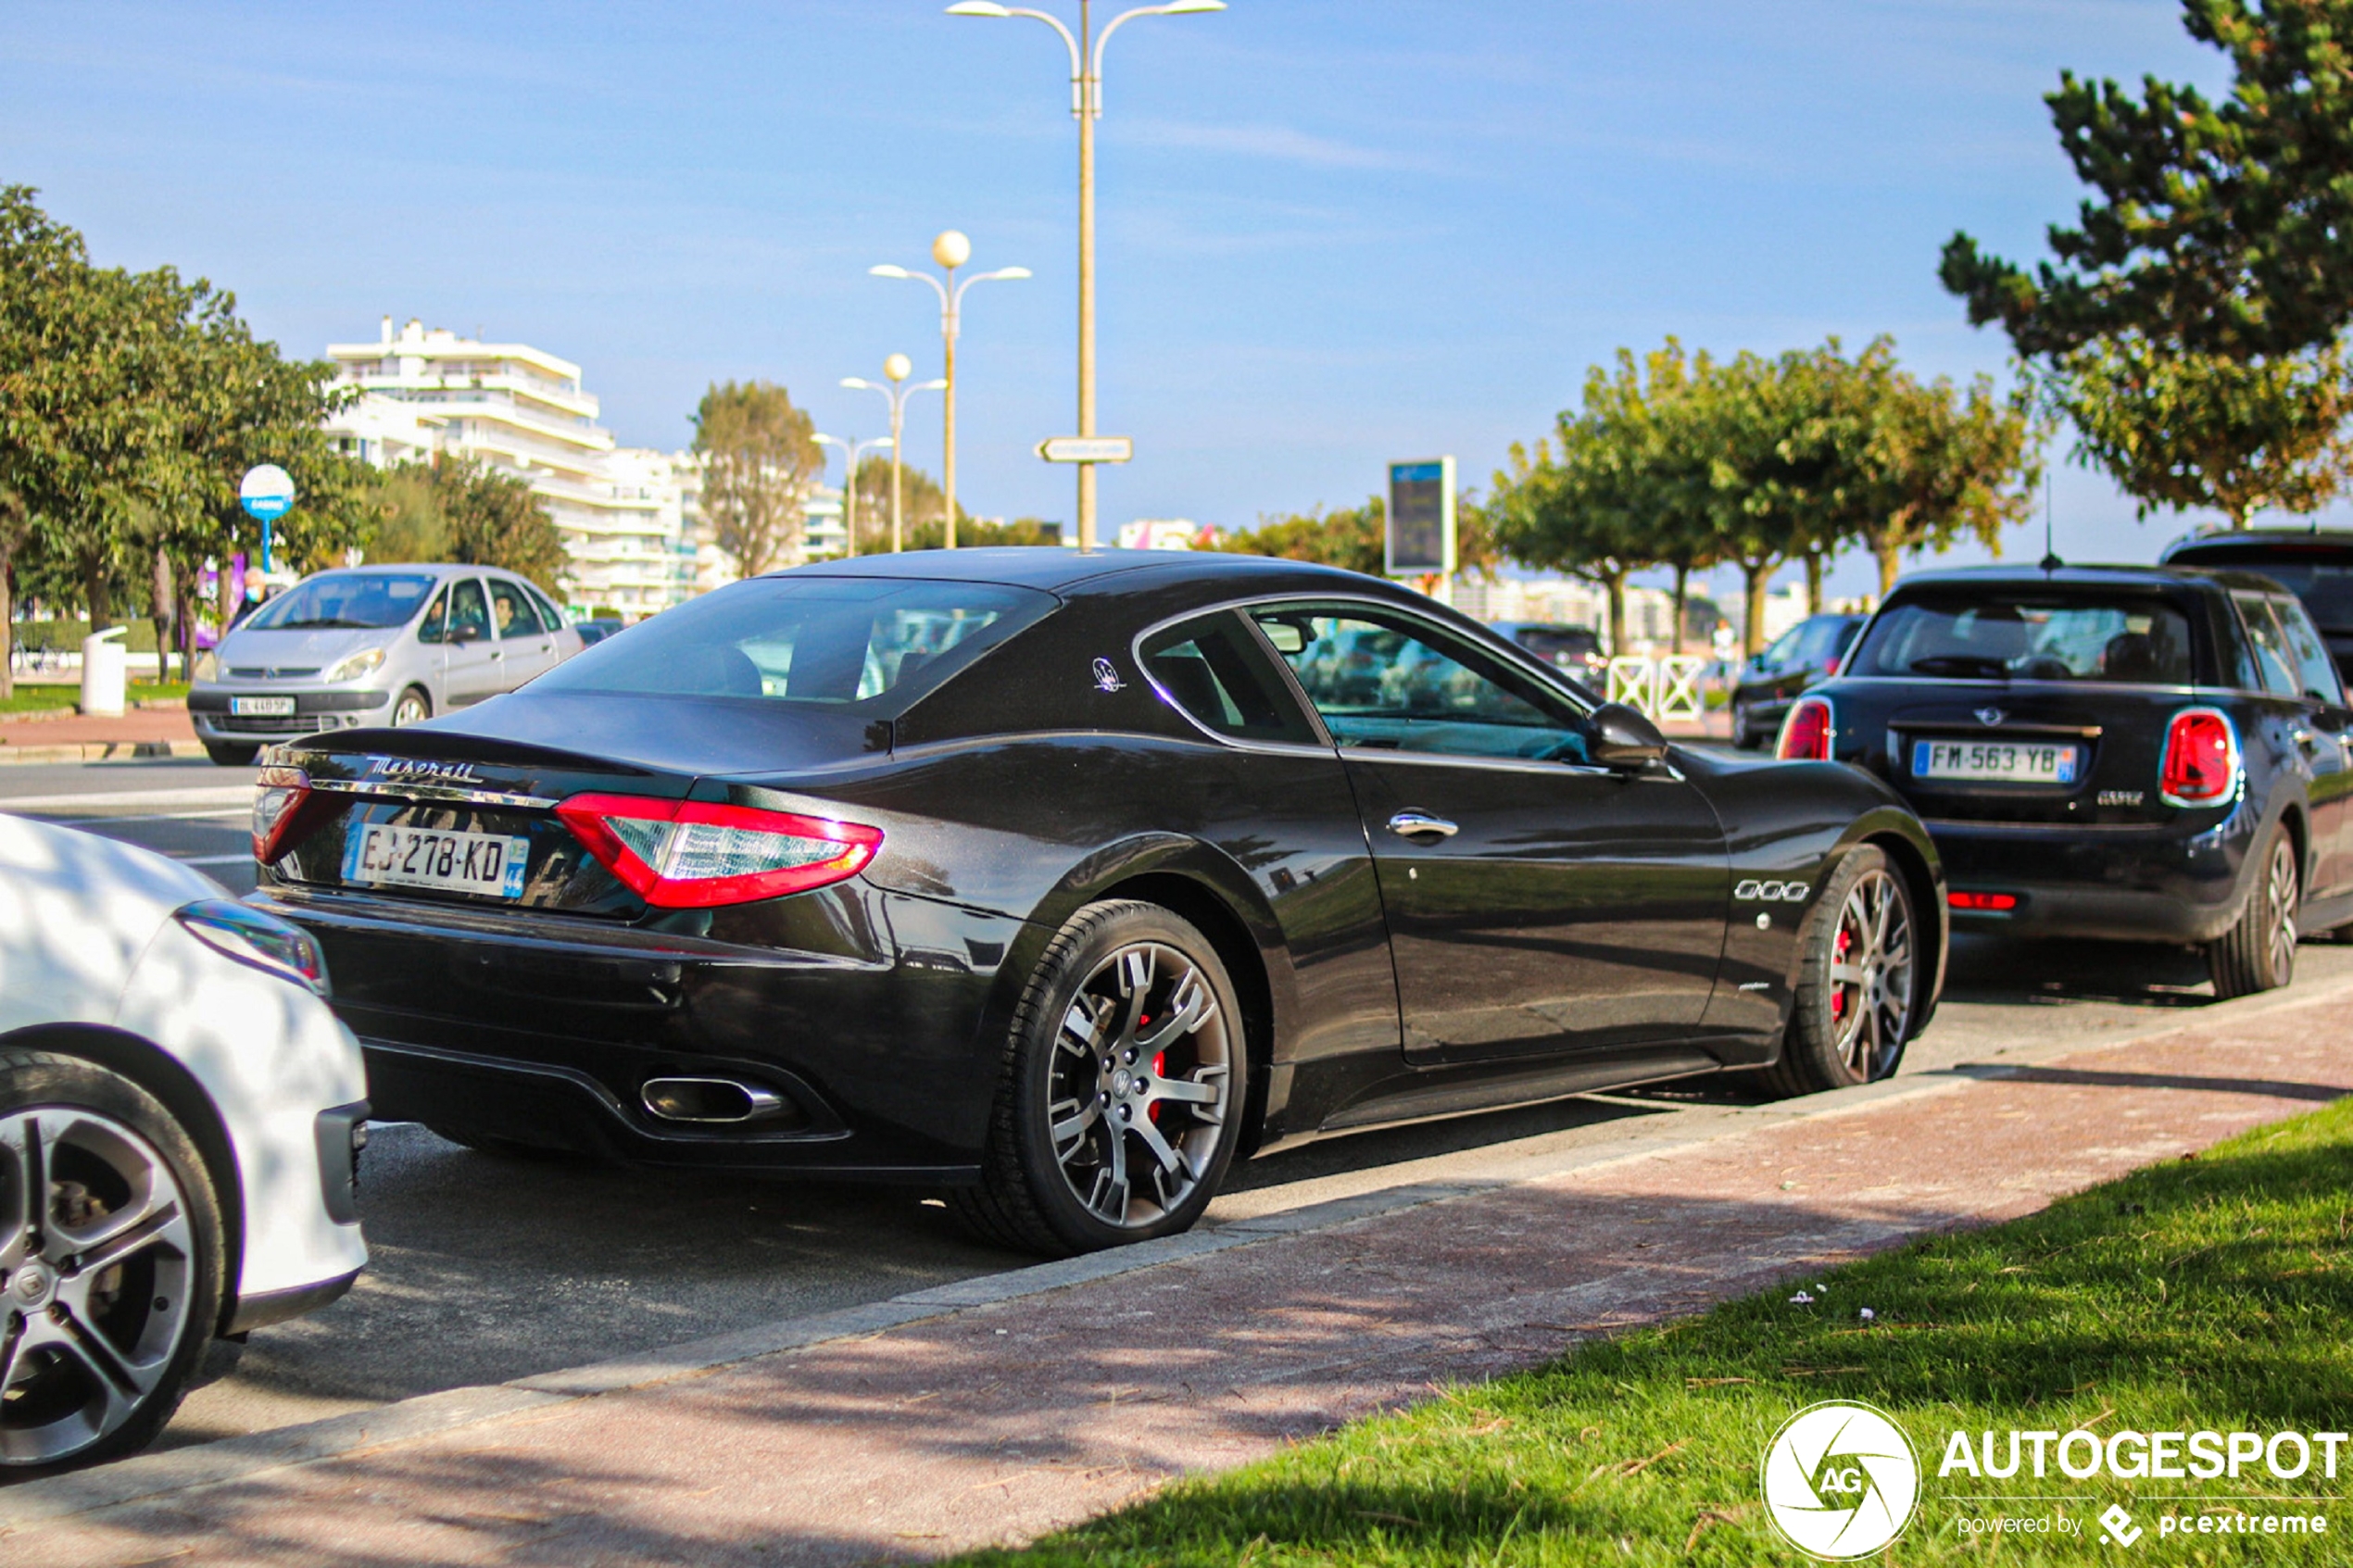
[391, 691, 429, 727]
[2267, 835, 2300, 985]
[1826, 869, 1915, 1081]
[1046, 941, 1232, 1230]
[0, 1109, 195, 1466]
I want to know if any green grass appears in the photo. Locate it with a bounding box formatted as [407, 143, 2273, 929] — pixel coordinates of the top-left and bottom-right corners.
[957, 1099, 2353, 1565]
[0, 680, 188, 715]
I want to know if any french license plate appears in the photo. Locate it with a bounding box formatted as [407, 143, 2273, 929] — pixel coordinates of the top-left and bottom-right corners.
[1911, 738, 2081, 784]
[230, 696, 296, 717]
[341, 823, 530, 898]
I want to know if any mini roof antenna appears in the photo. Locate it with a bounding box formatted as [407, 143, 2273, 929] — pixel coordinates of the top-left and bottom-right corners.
[2038, 470, 2063, 572]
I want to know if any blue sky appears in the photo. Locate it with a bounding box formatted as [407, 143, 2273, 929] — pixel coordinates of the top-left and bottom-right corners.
[5, 1, 2290, 605]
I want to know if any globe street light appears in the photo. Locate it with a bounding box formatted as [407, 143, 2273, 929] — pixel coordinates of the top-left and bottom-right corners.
[872, 232, 1030, 550]
[842, 355, 949, 553]
[812, 432, 895, 558]
[946, 0, 1225, 550]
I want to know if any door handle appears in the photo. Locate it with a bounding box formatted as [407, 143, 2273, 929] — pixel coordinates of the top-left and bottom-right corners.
[1387, 810, 1458, 839]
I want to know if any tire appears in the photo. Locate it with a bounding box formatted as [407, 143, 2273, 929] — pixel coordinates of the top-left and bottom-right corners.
[0, 1049, 226, 1474]
[1760, 847, 1919, 1098]
[950, 901, 1249, 1257]
[202, 741, 259, 767]
[389, 686, 432, 727]
[1730, 703, 1758, 750]
[2208, 822, 2299, 999]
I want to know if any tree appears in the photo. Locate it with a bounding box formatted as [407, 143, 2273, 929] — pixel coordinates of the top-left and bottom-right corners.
[1939, 2, 2353, 531]
[1211, 494, 1501, 583]
[1804, 338, 2043, 596]
[427, 456, 567, 593]
[1489, 344, 1704, 655]
[846, 457, 963, 554]
[1941, 1, 2353, 360]
[693, 381, 821, 575]
[2042, 335, 2353, 528]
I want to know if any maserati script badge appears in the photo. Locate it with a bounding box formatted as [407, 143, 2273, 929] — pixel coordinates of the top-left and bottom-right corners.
[1975, 707, 2006, 726]
[1091, 658, 1126, 693]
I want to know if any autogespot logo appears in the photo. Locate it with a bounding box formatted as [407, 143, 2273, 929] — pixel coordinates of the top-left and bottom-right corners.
[1761, 1400, 1922, 1560]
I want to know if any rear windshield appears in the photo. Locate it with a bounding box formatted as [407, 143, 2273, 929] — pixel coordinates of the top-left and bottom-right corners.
[245, 571, 437, 631]
[531, 575, 1053, 708]
[1851, 595, 2196, 685]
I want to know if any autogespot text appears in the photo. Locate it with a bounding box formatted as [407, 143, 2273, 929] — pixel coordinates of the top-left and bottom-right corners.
[1939, 1427, 2350, 1481]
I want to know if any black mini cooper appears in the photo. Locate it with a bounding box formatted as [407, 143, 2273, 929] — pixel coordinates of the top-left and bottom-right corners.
[249, 550, 1944, 1254]
[1778, 564, 2353, 997]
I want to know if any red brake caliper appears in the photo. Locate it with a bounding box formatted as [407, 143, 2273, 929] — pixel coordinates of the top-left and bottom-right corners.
[1831, 927, 1851, 1018]
[1149, 1052, 1165, 1122]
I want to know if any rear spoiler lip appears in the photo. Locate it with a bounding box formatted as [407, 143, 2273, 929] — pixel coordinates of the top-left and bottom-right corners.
[274, 726, 659, 778]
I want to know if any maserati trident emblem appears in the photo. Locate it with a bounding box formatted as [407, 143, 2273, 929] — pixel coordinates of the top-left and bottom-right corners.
[1091, 657, 1126, 693]
[1974, 707, 2006, 727]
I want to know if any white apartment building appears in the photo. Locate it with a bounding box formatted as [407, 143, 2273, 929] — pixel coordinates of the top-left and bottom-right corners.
[324, 319, 701, 618]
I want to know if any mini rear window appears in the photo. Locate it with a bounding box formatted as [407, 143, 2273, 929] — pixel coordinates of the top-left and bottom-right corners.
[1851, 596, 2196, 686]
[532, 576, 1054, 708]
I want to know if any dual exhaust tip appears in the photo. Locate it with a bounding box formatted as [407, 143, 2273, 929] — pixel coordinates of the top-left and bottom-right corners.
[640, 1076, 791, 1125]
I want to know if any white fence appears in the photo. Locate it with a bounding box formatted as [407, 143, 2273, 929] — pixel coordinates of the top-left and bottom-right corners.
[1604, 655, 1706, 721]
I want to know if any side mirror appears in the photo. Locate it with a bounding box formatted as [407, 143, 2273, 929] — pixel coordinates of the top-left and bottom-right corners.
[1590, 702, 1668, 770]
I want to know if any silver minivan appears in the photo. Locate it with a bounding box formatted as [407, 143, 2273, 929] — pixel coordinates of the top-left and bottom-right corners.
[191, 563, 585, 764]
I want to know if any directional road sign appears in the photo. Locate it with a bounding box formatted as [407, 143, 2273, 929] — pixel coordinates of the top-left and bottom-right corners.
[1036, 435, 1134, 464]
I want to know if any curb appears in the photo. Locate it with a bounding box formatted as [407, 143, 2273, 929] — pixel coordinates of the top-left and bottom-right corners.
[0, 740, 205, 766]
[9, 969, 2352, 1531]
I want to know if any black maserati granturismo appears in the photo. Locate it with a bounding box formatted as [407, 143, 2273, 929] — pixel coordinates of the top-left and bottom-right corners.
[248, 549, 1945, 1255]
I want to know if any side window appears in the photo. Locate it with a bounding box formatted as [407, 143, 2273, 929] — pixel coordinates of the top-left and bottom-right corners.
[1758, 626, 1801, 669]
[1250, 606, 1592, 763]
[447, 579, 493, 645]
[416, 586, 450, 645]
[2273, 596, 2347, 706]
[2236, 595, 2303, 698]
[526, 586, 566, 633]
[1139, 612, 1320, 746]
[487, 579, 537, 639]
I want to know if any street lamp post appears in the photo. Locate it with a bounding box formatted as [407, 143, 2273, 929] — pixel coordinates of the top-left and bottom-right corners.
[812, 432, 895, 558]
[872, 232, 1029, 550]
[946, 0, 1225, 551]
[842, 355, 949, 553]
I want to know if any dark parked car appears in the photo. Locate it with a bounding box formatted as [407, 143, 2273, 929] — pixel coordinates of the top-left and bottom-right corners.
[1778, 564, 2353, 997]
[573, 618, 627, 647]
[1485, 621, 1607, 689]
[2160, 528, 2353, 684]
[1732, 612, 1868, 749]
[249, 550, 1945, 1255]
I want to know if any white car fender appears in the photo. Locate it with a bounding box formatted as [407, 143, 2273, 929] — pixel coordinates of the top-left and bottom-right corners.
[116, 922, 370, 1301]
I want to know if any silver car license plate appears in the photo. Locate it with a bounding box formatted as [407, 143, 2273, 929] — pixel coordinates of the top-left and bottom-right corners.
[230, 696, 296, 717]
[1911, 738, 2081, 784]
[341, 823, 530, 898]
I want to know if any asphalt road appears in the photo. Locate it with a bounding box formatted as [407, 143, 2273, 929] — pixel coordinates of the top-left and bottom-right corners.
[7, 756, 2350, 1453]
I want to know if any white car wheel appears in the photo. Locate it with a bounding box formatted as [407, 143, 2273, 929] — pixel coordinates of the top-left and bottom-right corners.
[0, 1051, 224, 1473]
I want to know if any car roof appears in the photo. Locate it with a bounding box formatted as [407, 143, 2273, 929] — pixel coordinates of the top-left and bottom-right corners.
[2162, 526, 2353, 558]
[1885, 561, 2286, 597]
[772, 546, 1402, 599]
[299, 562, 516, 581]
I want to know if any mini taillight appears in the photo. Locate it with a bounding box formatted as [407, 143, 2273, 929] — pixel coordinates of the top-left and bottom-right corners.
[2159, 708, 2239, 806]
[252, 764, 317, 862]
[556, 793, 884, 909]
[1949, 891, 2020, 912]
[1777, 696, 1834, 761]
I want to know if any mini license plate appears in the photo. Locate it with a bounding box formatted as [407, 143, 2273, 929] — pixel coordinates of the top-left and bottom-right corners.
[341, 822, 530, 898]
[229, 696, 296, 717]
[1911, 738, 2081, 784]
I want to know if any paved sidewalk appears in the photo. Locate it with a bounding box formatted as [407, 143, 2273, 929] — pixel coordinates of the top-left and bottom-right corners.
[0, 709, 199, 764]
[9, 994, 2350, 1566]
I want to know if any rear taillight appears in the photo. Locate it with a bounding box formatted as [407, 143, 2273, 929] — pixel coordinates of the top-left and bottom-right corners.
[1776, 696, 1834, 761]
[556, 793, 884, 909]
[2158, 708, 2239, 807]
[253, 764, 318, 862]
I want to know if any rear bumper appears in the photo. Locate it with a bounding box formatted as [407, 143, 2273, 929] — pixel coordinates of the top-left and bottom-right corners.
[250, 883, 1021, 1180]
[1926, 806, 2259, 943]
